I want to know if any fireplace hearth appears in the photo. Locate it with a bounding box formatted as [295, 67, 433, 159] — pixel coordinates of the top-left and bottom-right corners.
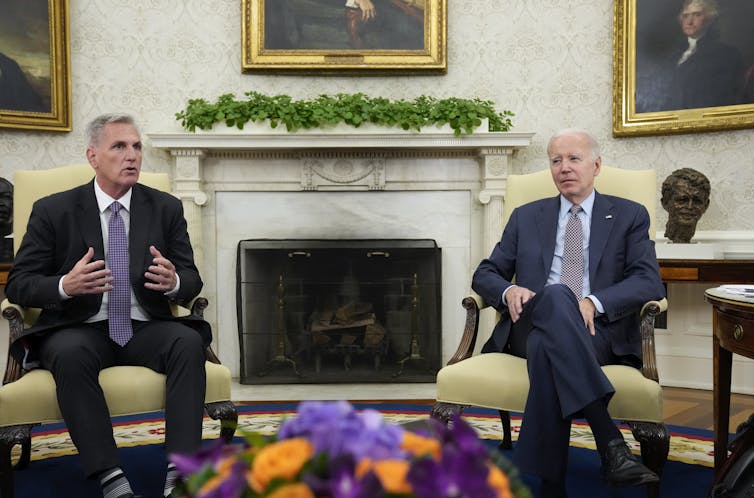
[237, 239, 441, 384]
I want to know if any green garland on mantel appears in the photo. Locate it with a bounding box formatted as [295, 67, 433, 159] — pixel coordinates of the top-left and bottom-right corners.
[175, 92, 514, 136]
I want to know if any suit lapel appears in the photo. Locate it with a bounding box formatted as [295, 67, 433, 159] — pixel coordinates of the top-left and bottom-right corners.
[78, 181, 105, 260]
[536, 196, 559, 276]
[129, 184, 152, 279]
[589, 191, 615, 283]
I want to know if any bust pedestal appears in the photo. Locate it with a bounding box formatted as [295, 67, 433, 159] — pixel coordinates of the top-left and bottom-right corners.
[655, 242, 722, 260]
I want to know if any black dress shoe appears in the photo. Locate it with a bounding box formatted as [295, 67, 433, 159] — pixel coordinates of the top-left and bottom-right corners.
[602, 439, 660, 487]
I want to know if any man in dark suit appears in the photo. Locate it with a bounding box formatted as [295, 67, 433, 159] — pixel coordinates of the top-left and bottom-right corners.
[5, 114, 209, 498]
[472, 129, 665, 497]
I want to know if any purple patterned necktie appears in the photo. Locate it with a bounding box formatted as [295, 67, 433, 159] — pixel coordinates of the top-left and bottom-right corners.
[560, 204, 584, 300]
[107, 201, 133, 346]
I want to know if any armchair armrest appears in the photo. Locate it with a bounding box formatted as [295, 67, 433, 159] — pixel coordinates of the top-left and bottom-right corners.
[169, 297, 220, 364]
[3, 296, 220, 385]
[169, 296, 208, 319]
[447, 293, 490, 365]
[639, 298, 668, 383]
[445, 293, 668, 383]
[2, 299, 27, 385]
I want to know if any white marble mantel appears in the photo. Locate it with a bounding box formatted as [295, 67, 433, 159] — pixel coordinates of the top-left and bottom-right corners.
[147, 128, 533, 377]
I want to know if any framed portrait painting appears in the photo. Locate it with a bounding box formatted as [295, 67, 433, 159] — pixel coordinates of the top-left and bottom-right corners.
[613, 0, 754, 137]
[242, 0, 446, 73]
[0, 0, 71, 131]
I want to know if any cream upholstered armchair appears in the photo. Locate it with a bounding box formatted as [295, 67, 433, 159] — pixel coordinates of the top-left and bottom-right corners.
[432, 166, 669, 498]
[0, 164, 237, 498]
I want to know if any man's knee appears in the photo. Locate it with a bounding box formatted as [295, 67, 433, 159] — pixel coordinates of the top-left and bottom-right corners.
[40, 328, 110, 373]
[528, 284, 585, 341]
[529, 284, 579, 321]
[538, 284, 577, 306]
[168, 325, 205, 360]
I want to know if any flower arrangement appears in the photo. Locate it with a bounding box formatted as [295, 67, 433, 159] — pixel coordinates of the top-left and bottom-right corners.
[170, 401, 531, 498]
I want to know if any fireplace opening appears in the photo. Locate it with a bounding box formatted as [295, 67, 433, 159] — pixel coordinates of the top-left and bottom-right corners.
[237, 239, 442, 384]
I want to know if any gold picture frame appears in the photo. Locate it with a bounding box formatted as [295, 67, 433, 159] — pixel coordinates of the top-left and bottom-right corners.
[613, 0, 754, 137]
[242, 0, 446, 73]
[0, 0, 71, 132]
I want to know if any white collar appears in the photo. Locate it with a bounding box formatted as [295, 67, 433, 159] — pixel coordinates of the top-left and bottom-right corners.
[93, 180, 132, 213]
[559, 189, 595, 219]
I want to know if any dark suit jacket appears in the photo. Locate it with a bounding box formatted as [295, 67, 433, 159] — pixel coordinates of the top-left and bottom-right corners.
[472, 191, 665, 363]
[5, 180, 211, 363]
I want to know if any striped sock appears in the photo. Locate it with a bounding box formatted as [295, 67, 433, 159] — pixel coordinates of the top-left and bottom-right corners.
[99, 467, 133, 498]
[164, 462, 179, 498]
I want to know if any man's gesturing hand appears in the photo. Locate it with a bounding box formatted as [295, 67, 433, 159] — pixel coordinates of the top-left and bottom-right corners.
[144, 245, 177, 292]
[505, 285, 536, 322]
[62, 247, 112, 296]
[579, 298, 597, 336]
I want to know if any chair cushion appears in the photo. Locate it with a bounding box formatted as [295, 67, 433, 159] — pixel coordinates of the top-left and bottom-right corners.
[436, 353, 664, 423]
[0, 362, 231, 427]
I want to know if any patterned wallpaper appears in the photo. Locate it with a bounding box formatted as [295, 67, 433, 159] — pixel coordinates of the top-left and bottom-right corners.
[1, 0, 752, 231]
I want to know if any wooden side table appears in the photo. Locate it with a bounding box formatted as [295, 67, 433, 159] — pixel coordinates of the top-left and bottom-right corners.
[704, 287, 754, 474]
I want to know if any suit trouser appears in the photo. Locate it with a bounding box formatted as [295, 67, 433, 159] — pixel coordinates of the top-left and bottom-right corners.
[511, 284, 615, 483]
[38, 319, 207, 477]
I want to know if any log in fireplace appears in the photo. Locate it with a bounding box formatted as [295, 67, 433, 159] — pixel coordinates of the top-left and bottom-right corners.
[237, 239, 441, 384]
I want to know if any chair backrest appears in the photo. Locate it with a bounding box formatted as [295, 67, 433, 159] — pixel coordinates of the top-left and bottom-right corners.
[13, 164, 171, 254]
[503, 166, 657, 239]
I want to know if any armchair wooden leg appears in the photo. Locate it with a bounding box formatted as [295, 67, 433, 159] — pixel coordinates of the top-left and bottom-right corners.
[205, 401, 238, 443]
[430, 401, 466, 424]
[0, 423, 38, 498]
[498, 410, 513, 450]
[627, 421, 670, 498]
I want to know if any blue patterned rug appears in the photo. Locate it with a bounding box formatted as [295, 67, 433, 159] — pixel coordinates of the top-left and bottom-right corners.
[12, 402, 714, 497]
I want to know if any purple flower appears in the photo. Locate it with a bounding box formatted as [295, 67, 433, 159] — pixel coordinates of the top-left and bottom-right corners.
[196, 459, 248, 498]
[445, 415, 489, 459]
[278, 401, 405, 460]
[304, 454, 385, 498]
[407, 416, 497, 498]
[408, 445, 494, 498]
[170, 439, 240, 475]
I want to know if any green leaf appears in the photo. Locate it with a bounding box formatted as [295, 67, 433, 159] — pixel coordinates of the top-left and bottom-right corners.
[176, 92, 514, 134]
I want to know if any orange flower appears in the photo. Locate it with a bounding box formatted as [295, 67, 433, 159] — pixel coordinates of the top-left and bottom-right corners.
[400, 431, 441, 460]
[356, 458, 412, 494]
[197, 455, 241, 495]
[247, 438, 314, 492]
[266, 483, 316, 498]
[487, 463, 513, 498]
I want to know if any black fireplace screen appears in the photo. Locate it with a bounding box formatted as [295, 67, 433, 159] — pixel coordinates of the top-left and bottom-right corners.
[237, 239, 441, 384]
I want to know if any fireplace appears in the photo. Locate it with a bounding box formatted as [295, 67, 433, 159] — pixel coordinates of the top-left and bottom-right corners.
[148, 129, 532, 380]
[237, 239, 441, 383]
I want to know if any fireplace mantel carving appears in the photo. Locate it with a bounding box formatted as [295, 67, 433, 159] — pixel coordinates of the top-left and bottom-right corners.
[149, 129, 533, 253]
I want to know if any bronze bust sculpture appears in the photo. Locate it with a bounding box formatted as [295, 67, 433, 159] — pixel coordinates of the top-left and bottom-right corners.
[660, 168, 710, 244]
